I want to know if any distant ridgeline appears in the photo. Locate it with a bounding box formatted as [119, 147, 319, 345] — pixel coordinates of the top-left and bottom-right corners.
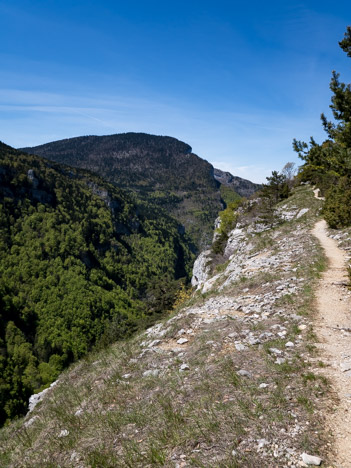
[21, 133, 260, 250]
[0, 142, 194, 425]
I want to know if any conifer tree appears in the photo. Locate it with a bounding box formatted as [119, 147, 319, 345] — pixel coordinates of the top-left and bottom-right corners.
[293, 26, 351, 227]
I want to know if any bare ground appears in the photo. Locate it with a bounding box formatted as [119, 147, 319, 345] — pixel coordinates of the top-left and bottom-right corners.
[312, 220, 351, 467]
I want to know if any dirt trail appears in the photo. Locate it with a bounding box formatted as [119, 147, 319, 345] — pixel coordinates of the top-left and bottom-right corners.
[312, 220, 351, 467]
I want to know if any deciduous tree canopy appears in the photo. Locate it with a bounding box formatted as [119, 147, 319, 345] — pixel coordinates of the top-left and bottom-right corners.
[0, 142, 194, 425]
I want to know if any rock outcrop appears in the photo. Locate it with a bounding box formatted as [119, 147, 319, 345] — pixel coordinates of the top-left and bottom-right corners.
[214, 167, 261, 198]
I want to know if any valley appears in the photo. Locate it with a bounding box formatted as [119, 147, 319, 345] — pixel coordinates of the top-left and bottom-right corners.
[1, 184, 345, 467]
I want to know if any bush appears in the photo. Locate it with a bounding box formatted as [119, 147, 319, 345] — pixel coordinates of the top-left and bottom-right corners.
[323, 176, 351, 228]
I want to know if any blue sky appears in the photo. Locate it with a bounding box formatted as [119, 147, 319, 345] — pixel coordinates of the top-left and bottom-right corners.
[1, 1, 350, 182]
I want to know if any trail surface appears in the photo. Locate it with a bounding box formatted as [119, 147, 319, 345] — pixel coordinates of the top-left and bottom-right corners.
[312, 220, 351, 467]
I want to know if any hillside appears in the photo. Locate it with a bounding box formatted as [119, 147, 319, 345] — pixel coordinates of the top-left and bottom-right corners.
[0, 142, 194, 426]
[20, 133, 259, 250]
[1, 184, 338, 467]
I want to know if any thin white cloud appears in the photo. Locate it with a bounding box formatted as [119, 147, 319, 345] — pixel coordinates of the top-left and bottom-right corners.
[0, 86, 326, 183]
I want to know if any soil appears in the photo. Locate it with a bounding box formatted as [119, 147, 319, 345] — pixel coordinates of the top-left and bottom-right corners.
[312, 220, 351, 467]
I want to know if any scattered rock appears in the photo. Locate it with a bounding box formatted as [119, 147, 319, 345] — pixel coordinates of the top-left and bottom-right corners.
[143, 369, 160, 377]
[177, 338, 189, 345]
[148, 339, 161, 347]
[24, 416, 39, 428]
[269, 348, 282, 355]
[257, 438, 269, 449]
[301, 452, 322, 465]
[235, 343, 246, 351]
[180, 364, 190, 371]
[58, 429, 69, 438]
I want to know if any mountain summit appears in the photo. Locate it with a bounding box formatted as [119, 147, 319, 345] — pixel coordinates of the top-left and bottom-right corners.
[21, 133, 259, 250]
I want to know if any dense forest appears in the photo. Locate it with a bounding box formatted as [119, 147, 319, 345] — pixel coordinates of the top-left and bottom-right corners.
[21, 133, 249, 250]
[294, 26, 351, 228]
[0, 142, 194, 425]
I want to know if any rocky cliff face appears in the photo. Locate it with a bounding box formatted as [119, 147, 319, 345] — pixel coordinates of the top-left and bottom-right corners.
[214, 167, 261, 198]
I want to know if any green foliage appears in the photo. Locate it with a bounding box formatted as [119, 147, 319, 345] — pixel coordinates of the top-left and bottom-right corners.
[293, 27, 351, 227]
[256, 171, 290, 228]
[220, 185, 242, 206]
[0, 142, 194, 425]
[212, 200, 241, 254]
[262, 171, 290, 204]
[322, 176, 351, 228]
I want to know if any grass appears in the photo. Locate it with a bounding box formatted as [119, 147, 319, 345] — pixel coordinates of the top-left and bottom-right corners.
[0, 185, 335, 467]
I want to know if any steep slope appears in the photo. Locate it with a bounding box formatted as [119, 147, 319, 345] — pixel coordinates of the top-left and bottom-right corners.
[0, 185, 335, 467]
[20, 133, 223, 249]
[0, 142, 194, 425]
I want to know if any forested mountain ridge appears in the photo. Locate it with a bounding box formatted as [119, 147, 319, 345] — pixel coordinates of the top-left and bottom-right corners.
[0, 141, 194, 425]
[21, 133, 259, 250]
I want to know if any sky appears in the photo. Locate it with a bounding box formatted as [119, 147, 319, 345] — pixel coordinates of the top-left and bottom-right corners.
[0, 1, 350, 182]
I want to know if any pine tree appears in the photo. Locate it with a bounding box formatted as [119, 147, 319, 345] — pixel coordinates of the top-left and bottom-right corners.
[293, 26, 351, 226]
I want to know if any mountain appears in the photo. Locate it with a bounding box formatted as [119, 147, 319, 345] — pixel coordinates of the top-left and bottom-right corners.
[0, 141, 194, 425]
[213, 168, 261, 198]
[21, 133, 260, 250]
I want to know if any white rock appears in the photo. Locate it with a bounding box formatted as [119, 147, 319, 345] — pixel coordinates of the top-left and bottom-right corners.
[269, 348, 282, 355]
[122, 373, 131, 379]
[143, 369, 160, 377]
[275, 358, 286, 365]
[180, 364, 190, 371]
[247, 336, 260, 345]
[191, 250, 212, 288]
[285, 341, 295, 348]
[224, 228, 246, 257]
[58, 429, 69, 438]
[235, 343, 246, 351]
[259, 383, 269, 389]
[177, 338, 189, 345]
[24, 415, 39, 428]
[296, 208, 309, 219]
[28, 386, 50, 412]
[148, 339, 161, 347]
[301, 453, 322, 465]
[257, 438, 269, 449]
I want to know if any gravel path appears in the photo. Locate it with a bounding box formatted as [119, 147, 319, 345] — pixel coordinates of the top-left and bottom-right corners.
[312, 220, 351, 467]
